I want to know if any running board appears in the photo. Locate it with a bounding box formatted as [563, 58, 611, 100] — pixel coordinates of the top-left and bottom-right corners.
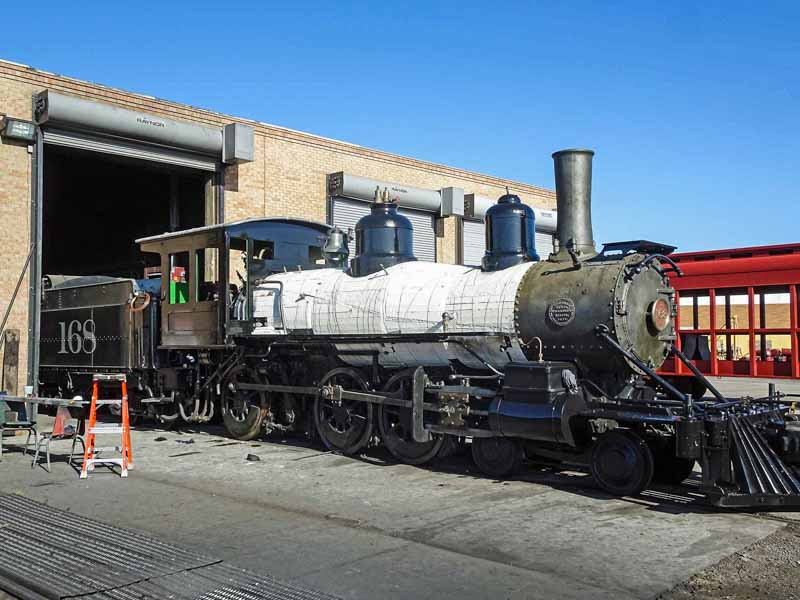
[705, 414, 800, 508]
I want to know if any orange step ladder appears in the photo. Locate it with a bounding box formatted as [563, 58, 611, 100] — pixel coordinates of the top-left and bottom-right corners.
[80, 374, 133, 479]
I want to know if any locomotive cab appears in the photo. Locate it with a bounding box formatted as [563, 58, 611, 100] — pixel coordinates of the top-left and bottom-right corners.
[137, 217, 336, 344]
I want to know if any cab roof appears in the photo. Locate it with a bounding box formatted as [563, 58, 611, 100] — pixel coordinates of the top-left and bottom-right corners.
[135, 217, 332, 245]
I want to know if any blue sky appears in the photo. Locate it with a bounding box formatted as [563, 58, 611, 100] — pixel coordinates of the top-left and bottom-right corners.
[2, 1, 797, 252]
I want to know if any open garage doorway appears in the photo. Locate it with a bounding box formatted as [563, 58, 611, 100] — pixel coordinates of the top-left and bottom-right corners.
[42, 146, 218, 279]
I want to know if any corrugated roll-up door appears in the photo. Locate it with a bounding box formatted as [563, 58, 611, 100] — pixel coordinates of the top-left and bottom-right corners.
[331, 197, 437, 262]
[462, 219, 555, 264]
[535, 232, 554, 258]
[399, 208, 436, 262]
[330, 197, 370, 236]
[41, 128, 221, 172]
[462, 219, 485, 267]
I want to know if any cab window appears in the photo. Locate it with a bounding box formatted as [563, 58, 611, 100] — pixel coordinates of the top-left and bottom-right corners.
[195, 248, 218, 302]
[168, 252, 190, 304]
[229, 237, 249, 320]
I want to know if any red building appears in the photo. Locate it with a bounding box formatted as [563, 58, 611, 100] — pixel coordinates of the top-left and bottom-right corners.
[659, 243, 800, 384]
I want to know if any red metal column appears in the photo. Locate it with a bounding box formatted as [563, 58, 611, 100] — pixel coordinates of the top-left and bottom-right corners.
[748, 287, 757, 376]
[709, 289, 718, 376]
[789, 285, 800, 377]
[674, 290, 683, 375]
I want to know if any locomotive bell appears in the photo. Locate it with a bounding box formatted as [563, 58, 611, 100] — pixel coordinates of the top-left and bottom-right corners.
[350, 187, 417, 277]
[322, 227, 349, 269]
[481, 193, 539, 272]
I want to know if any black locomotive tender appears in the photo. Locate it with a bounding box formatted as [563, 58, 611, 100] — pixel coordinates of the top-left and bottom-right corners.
[39, 149, 800, 508]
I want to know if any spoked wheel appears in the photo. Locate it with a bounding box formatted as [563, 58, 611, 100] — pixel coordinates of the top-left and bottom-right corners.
[221, 365, 268, 440]
[649, 437, 696, 485]
[378, 370, 443, 465]
[314, 368, 374, 455]
[471, 436, 524, 479]
[591, 430, 654, 496]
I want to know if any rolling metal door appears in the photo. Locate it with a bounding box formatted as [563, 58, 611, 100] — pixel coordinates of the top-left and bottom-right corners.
[462, 219, 485, 266]
[41, 128, 220, 172]
[400, 208, 436, 262]
[461, 220, 555, 264]
[535, 232, 554, 258]
[331, 197, 437, 262]
[330, 197, 370, 236]
[36, 91, 225, 172]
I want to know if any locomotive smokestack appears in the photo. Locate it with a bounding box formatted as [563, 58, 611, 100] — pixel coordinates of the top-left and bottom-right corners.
[551, 149, 597, 262]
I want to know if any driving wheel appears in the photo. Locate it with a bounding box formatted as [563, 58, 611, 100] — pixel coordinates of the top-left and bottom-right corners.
[314, 368, 374, 455]
[221, 365, 268, 440]
[378, 370, 443, 465]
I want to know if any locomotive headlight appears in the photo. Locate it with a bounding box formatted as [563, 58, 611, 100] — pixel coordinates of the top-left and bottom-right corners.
[647, 298, 671, 332]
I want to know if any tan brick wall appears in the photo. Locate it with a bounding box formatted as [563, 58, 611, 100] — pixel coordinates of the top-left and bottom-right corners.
[0, 75, 38, 392]
[0, 60, 556, 389]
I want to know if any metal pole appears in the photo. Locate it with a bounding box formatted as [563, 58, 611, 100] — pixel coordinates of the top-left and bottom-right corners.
[27, 115, 44, 396]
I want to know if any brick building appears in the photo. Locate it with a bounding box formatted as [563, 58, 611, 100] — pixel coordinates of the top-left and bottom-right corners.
[0, 59, 556, 392]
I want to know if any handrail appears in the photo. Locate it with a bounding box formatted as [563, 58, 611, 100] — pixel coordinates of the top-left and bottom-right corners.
[627, 253, 684, 278]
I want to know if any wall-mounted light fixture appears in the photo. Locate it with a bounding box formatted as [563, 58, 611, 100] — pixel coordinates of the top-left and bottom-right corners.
[1, 117, 36, 142]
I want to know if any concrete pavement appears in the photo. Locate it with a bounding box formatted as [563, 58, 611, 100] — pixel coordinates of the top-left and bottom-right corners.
[0, 420, 788, 599]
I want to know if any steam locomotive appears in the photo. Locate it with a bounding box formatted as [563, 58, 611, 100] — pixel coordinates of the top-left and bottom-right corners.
[38, 149, 800, 508]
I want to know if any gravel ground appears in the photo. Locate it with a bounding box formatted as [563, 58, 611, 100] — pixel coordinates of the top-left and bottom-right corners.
[658, 521, 800, 600]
